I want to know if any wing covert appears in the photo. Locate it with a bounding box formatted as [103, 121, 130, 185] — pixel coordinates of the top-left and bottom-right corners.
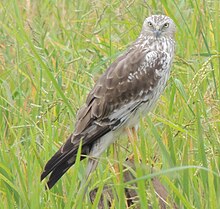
[74, 48, 169, 135]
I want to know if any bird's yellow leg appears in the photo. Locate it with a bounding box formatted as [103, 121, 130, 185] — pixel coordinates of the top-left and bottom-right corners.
[126, 127, 141, 162]
[113, 142, 130, 208]
[111, 127, 141, 182]
[113, 143, 120, 181]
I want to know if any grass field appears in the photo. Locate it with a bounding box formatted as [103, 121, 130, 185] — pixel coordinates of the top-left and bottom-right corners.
[0, 0, 220, 208]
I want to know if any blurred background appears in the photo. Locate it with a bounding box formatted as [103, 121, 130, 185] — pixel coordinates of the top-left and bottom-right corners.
[0, 0, 219, 208]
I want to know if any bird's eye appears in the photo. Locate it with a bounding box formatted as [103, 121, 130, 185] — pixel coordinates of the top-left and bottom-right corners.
[164, 23, 169, 28]
[148, 22, 153, 27]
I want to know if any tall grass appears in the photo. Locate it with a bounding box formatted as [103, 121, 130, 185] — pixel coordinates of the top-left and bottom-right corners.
[0, 0, 219, 208]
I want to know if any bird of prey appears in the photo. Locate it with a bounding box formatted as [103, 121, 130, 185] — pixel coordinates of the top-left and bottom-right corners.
[41, 15, 176, 189]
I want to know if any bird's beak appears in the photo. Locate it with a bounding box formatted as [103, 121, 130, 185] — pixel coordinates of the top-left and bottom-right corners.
[154, 26, 161, 38]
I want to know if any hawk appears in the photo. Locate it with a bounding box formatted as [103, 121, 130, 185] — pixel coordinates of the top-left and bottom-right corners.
[41, 15, 176, 189]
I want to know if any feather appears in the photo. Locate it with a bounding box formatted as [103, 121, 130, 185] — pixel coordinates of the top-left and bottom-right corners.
[41, 15, 176, 189]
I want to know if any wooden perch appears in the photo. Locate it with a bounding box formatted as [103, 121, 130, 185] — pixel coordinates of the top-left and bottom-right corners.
[89, 157, 178, 209]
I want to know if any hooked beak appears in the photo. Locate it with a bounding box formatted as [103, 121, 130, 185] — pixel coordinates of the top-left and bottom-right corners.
[153, 26, 161, 38]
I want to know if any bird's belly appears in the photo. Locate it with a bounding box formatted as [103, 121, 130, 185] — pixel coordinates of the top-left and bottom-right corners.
[89, 70, 170, 158]
[127, 74, 169, 128]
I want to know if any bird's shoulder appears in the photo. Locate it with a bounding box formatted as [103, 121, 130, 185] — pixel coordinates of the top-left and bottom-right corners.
[74, 45, 168, 135]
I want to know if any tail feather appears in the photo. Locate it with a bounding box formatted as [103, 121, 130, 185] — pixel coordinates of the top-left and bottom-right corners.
[46, 161, 73, 189]
[41, 124, 112, 189]
[40, 134, 78, 181]
[40, 149, 76, 182]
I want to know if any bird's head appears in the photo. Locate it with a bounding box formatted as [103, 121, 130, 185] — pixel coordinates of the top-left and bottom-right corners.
[141, 15, 176, 39]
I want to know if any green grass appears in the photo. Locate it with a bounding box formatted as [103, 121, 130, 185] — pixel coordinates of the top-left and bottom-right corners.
[0, 0, 220, 208]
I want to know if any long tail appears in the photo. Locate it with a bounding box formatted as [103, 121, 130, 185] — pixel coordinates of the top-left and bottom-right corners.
[40, 134, 85, 189]
[40, 125, 111, 189]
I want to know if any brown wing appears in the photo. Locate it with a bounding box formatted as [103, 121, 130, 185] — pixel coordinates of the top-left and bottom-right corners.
[74, 47, 166, 135]
[41, 47, 167, 189]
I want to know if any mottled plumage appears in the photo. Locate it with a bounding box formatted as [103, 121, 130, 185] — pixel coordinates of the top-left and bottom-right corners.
[41, 15, 176, 189]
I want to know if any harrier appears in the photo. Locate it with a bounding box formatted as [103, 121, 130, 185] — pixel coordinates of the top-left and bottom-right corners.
[41, 15, 176, 189]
